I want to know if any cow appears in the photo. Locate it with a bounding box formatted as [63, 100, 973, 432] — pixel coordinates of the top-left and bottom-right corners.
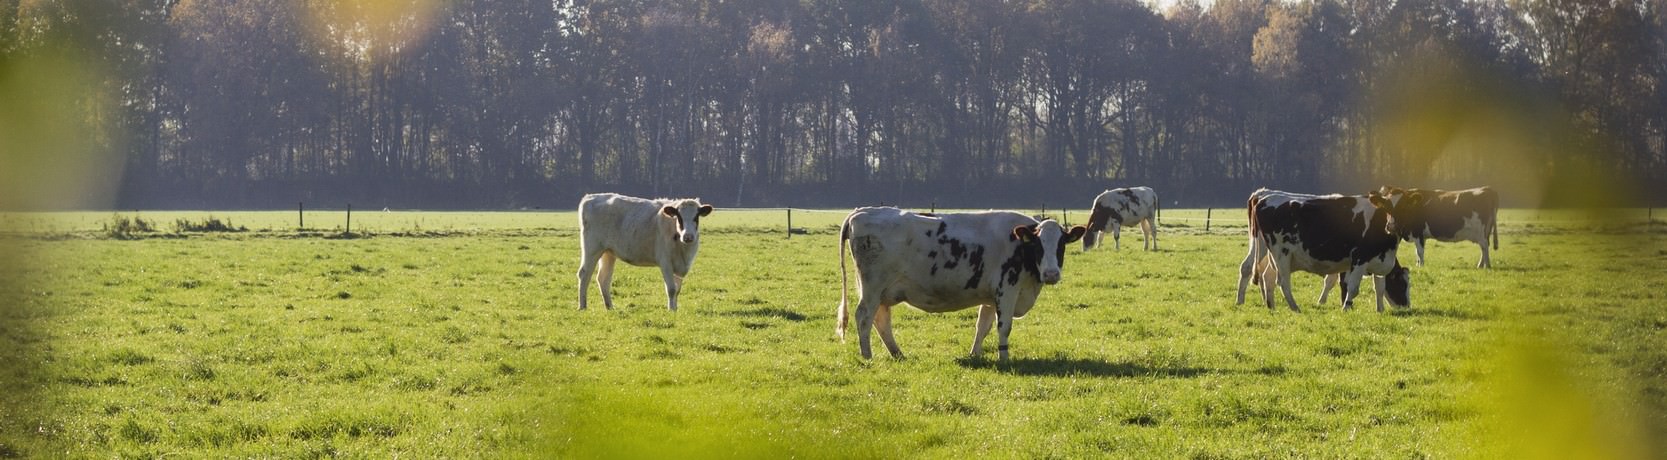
[1082, 186, 1159, 251]
[835, 207, 1087, 360]
[1235, 189, 1411, 312]
[576, 193, 713, 311]
[1376, 186, 1499, 268]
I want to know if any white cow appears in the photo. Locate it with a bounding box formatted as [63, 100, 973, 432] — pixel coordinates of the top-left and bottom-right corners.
[1083, 187, 1159, 251]
[576, 193, 712, 311]
[836, 207, 1086, 360]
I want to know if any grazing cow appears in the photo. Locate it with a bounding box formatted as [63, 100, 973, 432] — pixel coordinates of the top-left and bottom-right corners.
[836, 207, 1086, 360]
[1376, 186, 1500, 268]
[1083, 186, 1159, 251]
[576, 193, 713, 311]
[1236, 189, 1403, 310]
[1236, 189, 1411, 311]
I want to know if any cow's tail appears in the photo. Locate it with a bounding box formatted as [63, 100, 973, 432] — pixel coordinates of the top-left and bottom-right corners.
[1490, 198, 1500, 251]
[836, 214, 853, 341]
[1153, 195, 1161, 230]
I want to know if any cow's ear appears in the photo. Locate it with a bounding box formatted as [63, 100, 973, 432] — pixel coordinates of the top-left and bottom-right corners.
[1063, 225, 1088, 244]
[698, 205, 713, 217]
[1011, 225, 1036, 242]
[661, 206, 680, 217]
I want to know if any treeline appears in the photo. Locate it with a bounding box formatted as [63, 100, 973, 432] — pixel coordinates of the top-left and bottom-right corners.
[4, 0, 1664, 209]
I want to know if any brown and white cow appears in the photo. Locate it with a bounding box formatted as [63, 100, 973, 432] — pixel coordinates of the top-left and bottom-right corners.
[1083, 186, 1159, 251]
[836, 207, 1086, 360]
[1376, 186, 1499, 268]
[1235, 189, 1411, 311]
[576, 193, 713, 311]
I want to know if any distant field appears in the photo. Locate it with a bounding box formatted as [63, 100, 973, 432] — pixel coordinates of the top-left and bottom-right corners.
[0, 210, 1663, 457]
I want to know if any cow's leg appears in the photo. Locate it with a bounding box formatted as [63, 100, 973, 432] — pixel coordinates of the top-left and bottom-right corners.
[875, 303, 903, 359]
[1415, 238, 1427, 267]
[969, 304, 996, 357]
[995, 297, 1018, 361]
[1274, 259, 1301, 312]
[1477, 237, 1491, 269]
[1340, 269, 1367, 311]
[659, 265, 681, 312]
[576, 246, 603, 310]
[1259, 257, 1281, 310]
[596, 252, 617, 310]
[853, 295, 879, 359]
[1111, 223, 1123, 250]
[1142, 219, 1157, 251]
[1373, 275, 1387, 312]
[1319, 273, 1338, 305]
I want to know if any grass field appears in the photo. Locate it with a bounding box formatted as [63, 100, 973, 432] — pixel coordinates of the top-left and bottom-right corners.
[1, 209, 1663, 458]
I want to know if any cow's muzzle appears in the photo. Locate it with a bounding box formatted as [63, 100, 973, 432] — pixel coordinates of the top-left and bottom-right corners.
[1041, 270, 1061, 285]
[681, 234, 697, 244]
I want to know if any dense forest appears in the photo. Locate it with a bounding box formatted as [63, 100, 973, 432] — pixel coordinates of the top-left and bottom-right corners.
[2, 0, 1663, 209]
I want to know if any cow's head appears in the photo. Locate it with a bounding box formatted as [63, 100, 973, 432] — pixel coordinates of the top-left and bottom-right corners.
[661, 200, 714, 244]
[1012, 220, 1088, 285]
[1384, 263, 1411, 307]
[1372, 189, 1425, 241]
[1367, 191, 1400, 237]
[1081, 193, 1118, 250]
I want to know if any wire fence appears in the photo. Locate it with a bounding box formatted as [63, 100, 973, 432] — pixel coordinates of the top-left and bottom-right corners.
[2, 206, 1660, 236]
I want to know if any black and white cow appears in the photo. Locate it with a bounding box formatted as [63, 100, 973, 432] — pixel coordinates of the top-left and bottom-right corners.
[1376, 186, 1499, 268]
[1083, 186, 1159, 251]
[576, 193, 713, 311]
[1235, 189, 1411, 311]
[836, 207, 1086, 360]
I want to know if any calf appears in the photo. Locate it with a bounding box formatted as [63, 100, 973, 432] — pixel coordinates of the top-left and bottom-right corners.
[576, 193, 713, 311]
[836, 207, 1086, 360]
[1376, 186, 1499, 268]
[1236, 189, 1411, 311]
[1083, 186, 1159, 251]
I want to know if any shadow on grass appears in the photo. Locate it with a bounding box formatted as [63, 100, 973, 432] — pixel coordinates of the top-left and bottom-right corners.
[956, 355, 1211, 379]
[719, 307, 808, 322]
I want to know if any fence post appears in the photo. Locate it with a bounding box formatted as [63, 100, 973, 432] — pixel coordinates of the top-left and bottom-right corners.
[299, 201, 304, 229]
[346, 204, 352, 235]
[786, 208, 793, 239]
[1205, 208, 1212, 232]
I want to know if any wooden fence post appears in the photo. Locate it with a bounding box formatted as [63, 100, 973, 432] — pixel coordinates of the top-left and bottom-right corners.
[786, 208, 793, 239]
[346, 204, 352, 235]
[1206, 208, 1212, 232]
[299, 202, 304, 229]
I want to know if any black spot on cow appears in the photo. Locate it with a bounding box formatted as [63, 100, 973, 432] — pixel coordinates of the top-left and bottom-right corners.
[1001, 238, 1042, 284]
[927, 250, 937, 258]
[964, 246, 986, 289]
[939, 236, 970, 270]
[937, 221, 947, 236]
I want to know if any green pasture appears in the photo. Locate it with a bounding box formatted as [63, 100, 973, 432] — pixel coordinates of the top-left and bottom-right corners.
[0, 210, 1663, 457]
